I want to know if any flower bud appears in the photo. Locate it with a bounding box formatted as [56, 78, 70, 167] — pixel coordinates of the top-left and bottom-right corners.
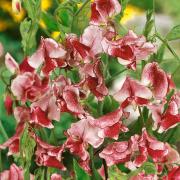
[12, 0, 21, 14]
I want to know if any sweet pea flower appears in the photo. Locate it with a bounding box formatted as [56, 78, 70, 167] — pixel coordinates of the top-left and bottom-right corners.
[0, 164, 23, 180]
[33, 135, 65, 170]
[5, 53, 34, 74]
[89, 107, 128, 140]
[141, 62, 170, 100]
[51, 174, 62, 180]
[114, 77, 152, 107]
[11, 72, 49, 103]
[90, 0, 121, 25]
[28, 38, 67, 75]
[148, 92, 180, 132]
[102, 30, 156, 70]
[0, 121, 25, 155]
[80, 60, 108, 100]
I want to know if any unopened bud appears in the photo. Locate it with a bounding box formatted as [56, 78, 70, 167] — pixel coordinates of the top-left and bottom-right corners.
[12, 0, 21, 14]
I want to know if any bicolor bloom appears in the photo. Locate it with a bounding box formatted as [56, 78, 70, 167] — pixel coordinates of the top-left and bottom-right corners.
[29, 38, 67, 75]
[148, 92, 180, 132]
[102, 30, 156, 70]
[80, 60, 108, 100]
[0, 164, 23, 180]
[114, 77, 152, 107]
[89, 107, 128, 140]
[141, 62, 170, 100]
[33, 135, 65, 170]
[90, 0, 121, 25]
[11, 71, 49, 103]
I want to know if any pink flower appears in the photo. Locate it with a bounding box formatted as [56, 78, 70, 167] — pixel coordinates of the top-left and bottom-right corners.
[67, 115, 104, 148]
[99, 141, 131, 166]
[114, 77, 152, 106]
[31, 92, 60, 122]
[11, 72, 49, 102]
[51, 173, 62, 180]
[90, 0, 121, 25]
[81, 25, 105, 56]
[28, 38, 67, 75]
[141, 62, 169, 100]
[99, 129, 169, 168]
[5, 53, 34, 74]
[33, 135, 65, 170]
[80, 60, 108, 100]
[148, 92, 180, 132]
[0, 121, 25, 155]
[102, 31, 156, 70]
[52, 75, 85, 115]
[89, 108, 128, 140]
[0, 164, 23, 180]
[5, 53, 19, 74]
[130, 172, 157, 180]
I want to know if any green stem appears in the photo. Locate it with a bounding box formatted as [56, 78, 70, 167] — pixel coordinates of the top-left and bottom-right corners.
[98, 101, 104, 116]
[138, 107, 145, 127]
[74, 0, 90, 16]
[155, 33, 180, 62]
[0, 120, 8, 141]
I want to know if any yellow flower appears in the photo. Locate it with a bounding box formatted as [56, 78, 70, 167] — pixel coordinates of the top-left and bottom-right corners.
[121, 5, 143, 24]
[51, 31, 61, 40]
[41, 0, 52, 11]
[39, 19, 47, 29]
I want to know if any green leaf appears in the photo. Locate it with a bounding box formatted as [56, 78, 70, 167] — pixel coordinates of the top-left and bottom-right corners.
[166, 25, 180, 41]
[142, 162, 157, 175]
[89, 146, 103, 180]
[55, 2, 77, 36]
[109, 165, 128, 180]
[19, 124, 36, 179]
[73, 159, 91, 180]
[72, 1, 91, 35]
[20, 0, 41, 55]
[155, 44, 165, 63]
[143, 10, 154, 39]
[41, 11, 58, 32]
[34, 167, 45, 180]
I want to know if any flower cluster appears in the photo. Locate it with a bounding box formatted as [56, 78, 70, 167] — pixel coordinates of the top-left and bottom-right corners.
[0, 0, 179, 179]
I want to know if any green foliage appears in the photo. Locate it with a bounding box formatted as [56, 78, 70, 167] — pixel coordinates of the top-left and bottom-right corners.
[18, 124, 36, 179]
[41, 11, 58, 32]
[73, 159, 91, 180]
[166, 25, 180, 41]
[55, 0, 90, 37]
[143, 10, 154, 39]
[20, 0, 41, 55]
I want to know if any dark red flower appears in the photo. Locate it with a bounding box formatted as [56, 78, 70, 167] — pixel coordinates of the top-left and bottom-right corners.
[4, 95, 13, 115]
